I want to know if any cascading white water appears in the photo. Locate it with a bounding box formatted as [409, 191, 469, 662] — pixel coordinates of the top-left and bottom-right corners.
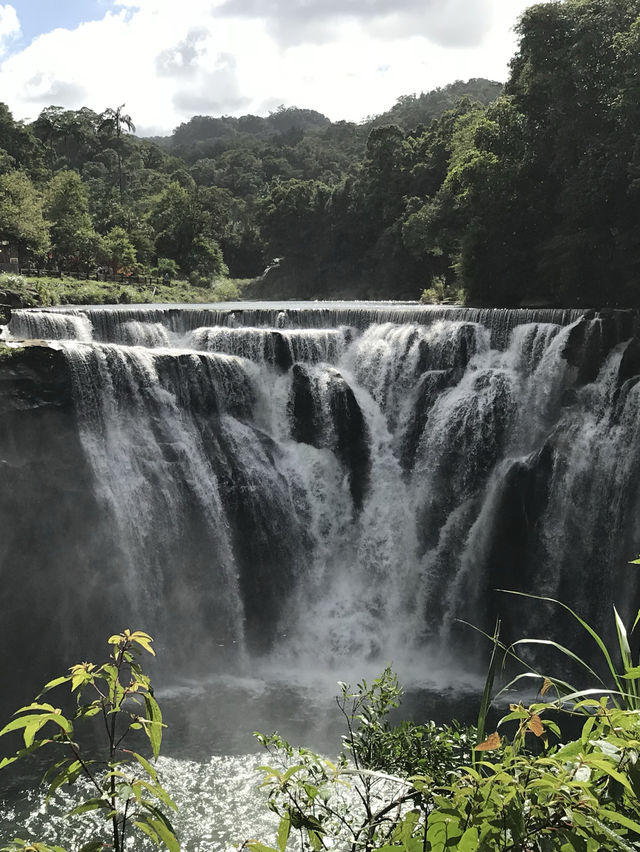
[6, 303, 638, 668]
[8, 309, 93, 341]
[3, 302, 640, 849]
[188, 325, 351, 365]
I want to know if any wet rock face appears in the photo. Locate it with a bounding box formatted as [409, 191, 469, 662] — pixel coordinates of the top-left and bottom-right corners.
[0, 288, 33, 323]
[270, 331, 294, 372]
[561, 312, 634, 386]
[327, 371, 370, 511]
[288, 363, 371, 509]
[289, 364, 320, 448]
[0, 345, 73, 410]
[616, 338, 640, 390]
[0, 346, 111, 709]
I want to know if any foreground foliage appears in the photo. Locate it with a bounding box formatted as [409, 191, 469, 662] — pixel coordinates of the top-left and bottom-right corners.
[0, 631, 178, 852]
[247, 603, 640, 852]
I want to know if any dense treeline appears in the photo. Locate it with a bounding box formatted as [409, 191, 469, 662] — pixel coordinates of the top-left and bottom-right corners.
[2, 0, 640, 306]
[0, 78, 500, 291]
[255, 0, 640, 306]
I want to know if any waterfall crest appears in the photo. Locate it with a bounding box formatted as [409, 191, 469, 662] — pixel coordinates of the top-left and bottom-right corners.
[3, 303, 640, 681]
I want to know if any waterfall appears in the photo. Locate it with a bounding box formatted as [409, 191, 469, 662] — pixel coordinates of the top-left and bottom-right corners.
[8, 309, 93, 341]
[2, 303, 640, 683]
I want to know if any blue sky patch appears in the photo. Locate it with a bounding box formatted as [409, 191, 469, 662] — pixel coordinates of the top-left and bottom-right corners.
[10, 0, 109, 48]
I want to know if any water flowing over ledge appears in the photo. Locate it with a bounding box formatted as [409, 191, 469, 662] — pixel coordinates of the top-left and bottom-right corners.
[2, 302, 640, 693]
[8, 302, 598, 348]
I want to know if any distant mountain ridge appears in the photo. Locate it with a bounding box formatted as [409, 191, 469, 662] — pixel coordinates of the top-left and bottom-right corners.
[146, 78, 503, 160]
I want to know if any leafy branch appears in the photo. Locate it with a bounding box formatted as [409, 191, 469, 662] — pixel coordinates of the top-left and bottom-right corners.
[0, 630, 179, 852]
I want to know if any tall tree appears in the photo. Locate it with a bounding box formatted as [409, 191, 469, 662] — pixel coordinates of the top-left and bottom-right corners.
[99, 226, 137, 276]
[32, 106, 66, 176]
[0, 104, 44, 178]
[45, 170, 101, 270]
[149, 180, 227, 277]
[0, 171, 49, 261]
[99, 104, 136, 202]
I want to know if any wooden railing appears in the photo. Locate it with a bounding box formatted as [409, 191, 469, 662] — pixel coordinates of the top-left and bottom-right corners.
[19, 268, 165, 286]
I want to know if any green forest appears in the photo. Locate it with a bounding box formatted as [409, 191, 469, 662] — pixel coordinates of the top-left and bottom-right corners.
[1, 0, 640, 307]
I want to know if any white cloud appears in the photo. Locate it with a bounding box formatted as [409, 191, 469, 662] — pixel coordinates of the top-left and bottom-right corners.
[0, 3, 20, 56]
[0, 0, 549, 133]
[215, 0, 496, 48]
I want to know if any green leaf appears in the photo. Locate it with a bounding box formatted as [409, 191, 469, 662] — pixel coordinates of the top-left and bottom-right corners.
[68, 798, 109, 815]
[0, 712, 72, 741]
[132, 778, 177, 811]
[308, 830, 323, 852]
[614, 607, 632, 669]
[133, 820, 160, 844]
[458, 827, 479, 851]
[400, 810, 420, 850]
[130, 750, 158, 781]
[38, 676, 72, 694]
[426, 819, 448, 852]
[46, 759, 85, 800]
[23, 721, 41, 749]
[245, 844, 279, 852]
[143, 694, 163, 760]
[14, 703, 58, 714]
[277, 813, 291, 852]
[144, 817, 180, 852]
[586, 755, 634, 794]
[599, 808, 640, 835]
[100, 663, 118, 680]
[588, 817, 637, 852]
[130, 631, 156, 656]
[281, 764, 304, 783]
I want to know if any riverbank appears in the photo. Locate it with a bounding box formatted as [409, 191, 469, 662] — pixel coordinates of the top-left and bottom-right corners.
[0, 273, 251, 323]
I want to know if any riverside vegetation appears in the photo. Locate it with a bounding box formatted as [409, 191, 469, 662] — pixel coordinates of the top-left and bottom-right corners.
[0, 631, 178, 852]
[0, 271, 246, 324]
[243, 598, 640, 852]
[2, 0, 640, 306]
[5, 596, 640, 850]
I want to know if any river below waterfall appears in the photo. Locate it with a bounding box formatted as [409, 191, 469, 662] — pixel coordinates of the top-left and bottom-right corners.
[0, 671, 483, 848]
[1, 300, 640, 847]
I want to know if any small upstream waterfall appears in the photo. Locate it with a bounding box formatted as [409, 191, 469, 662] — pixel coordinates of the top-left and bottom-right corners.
[4, 304, 640, 678]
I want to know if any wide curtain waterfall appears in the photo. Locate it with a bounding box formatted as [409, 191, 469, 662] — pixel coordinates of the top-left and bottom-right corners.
[3, 302, 640, 693]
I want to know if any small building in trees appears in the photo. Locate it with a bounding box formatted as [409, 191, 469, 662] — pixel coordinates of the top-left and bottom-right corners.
[0, 239, 19, 273]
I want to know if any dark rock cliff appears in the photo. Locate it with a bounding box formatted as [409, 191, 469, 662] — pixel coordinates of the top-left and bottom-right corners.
[0, 346, 114, 713]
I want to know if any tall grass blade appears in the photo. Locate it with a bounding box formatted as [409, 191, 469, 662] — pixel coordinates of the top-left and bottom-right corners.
[497, 590, 627, 703]
[614, 607, 638, 708]
[475, 619, 500, 764]
[507, 639, 607, 689]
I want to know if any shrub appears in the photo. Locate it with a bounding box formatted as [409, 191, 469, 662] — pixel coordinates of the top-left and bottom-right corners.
[245, 669, 477, 852]
[0, 630, 178, 852]
[420, 275, 465, 305]
[247, 601, 640, 852]
[211, 279, 240, 301]
[0, 273, 28, 290]
[154, 258, 179, 280]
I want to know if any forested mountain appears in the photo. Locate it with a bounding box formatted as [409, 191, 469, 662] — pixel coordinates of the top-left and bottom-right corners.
[254, 0, 640, 306]
[0, 79, 500, 288]
[2, 0, 640, 307]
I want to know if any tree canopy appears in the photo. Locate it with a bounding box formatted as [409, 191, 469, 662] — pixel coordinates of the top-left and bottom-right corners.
[2, 8, 639, 310]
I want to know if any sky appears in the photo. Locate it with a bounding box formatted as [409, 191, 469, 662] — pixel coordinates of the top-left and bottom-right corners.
[0, 0, 548, 137]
